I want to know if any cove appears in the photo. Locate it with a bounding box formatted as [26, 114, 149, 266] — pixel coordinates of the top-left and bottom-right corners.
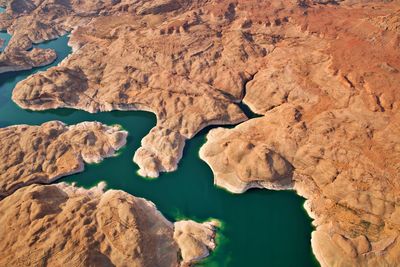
[0, 32, 319, 267]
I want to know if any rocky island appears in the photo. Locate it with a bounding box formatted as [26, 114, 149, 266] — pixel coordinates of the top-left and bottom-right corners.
[0, 0, 399, 266]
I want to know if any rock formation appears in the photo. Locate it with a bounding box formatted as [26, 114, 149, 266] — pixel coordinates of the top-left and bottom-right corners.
[0, 182, 217, 266]
[2, 0, 400, 266]
[0, 121, 127, 197]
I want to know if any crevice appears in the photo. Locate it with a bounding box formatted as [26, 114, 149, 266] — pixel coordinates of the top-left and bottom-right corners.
[238, 71, 262, 119]
[343, 75, 355, 89]
[375, 95, 385, 112]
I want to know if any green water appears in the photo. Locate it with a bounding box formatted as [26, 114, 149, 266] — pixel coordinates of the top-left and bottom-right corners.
[0, 31, 319, 266]
[0, 7, 10, 52]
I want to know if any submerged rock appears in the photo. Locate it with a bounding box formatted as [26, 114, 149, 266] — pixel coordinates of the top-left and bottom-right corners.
[0, 121, 127, 197]
[0, 182, 217, 266]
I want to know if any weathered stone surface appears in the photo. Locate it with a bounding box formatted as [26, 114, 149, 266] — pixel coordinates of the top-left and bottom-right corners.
[174, 220, 218, 265]
[0, 182, 217, 266]
[199, 1, 400, 266]
[10, 8, 267, 177]
[201, 105, 400, 265]
[0, 47, 56, 73]
[2, 0, 400, 266]
[0, 121, 127, 197]
[0, 0, 205, 73]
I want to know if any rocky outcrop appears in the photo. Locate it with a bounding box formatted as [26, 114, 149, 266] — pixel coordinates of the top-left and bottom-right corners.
[0, 121, 127, 197]
[200, 123, 295, 194]
[174, 220, 217, 264]
[0, 182, 217, 266]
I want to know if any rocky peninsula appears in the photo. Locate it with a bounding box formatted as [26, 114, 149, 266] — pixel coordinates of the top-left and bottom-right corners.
[0, 120, 127, 197]
[1, 0, 399, 266]
[0, 47, 57, 74]
[0, 182, 217, 266]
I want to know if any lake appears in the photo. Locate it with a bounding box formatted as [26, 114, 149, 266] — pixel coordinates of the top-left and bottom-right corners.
[0, 25, 319, 267]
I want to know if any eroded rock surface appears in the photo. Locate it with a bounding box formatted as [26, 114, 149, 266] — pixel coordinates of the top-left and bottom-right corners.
[199, 0, 400, 266]
[0, 182, 217, 266]
[0, 47, 56, 73]
[0, 121, 127, 197]
[9, 3, 276, 177]
[0, 0, 205, 73]
[3, 0, 400, 266]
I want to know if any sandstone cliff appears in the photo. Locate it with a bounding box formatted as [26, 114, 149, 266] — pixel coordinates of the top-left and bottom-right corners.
[0, 121, 127, 197]
[0, 182, 217, 266]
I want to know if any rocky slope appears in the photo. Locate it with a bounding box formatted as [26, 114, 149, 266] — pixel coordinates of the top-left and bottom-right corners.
[0, 121, 127, 197]
[0, 182, 217, 266]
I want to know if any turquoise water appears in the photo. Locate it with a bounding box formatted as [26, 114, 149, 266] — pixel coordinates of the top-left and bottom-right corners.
[0, 32, 319, 266]
[0, 7, 10, 52]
